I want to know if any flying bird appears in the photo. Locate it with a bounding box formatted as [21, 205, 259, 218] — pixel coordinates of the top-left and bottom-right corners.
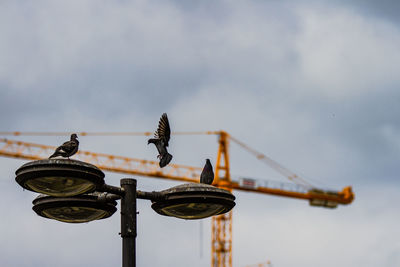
[148, 113, 173, 168]
[200, 159, 214, 185]
[49, 133, 79, 159]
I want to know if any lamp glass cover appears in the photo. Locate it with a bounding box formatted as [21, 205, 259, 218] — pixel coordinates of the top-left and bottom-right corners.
[42, 206, 108, 223]
[25, 176, 96, 197]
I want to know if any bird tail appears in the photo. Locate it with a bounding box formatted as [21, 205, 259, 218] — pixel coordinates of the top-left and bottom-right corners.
[159, 153, 173, 168]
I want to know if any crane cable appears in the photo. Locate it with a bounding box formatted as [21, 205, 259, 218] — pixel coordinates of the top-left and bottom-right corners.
[229, 135, 314, 188]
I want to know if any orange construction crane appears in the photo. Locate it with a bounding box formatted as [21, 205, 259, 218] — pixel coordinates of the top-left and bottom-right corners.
[0, 131, 354, 267]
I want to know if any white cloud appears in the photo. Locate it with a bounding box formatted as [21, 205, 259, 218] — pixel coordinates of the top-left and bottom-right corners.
[295, 6, 400, 98]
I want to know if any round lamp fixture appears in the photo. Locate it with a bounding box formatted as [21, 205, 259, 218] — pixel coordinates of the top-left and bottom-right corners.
[32, 193, 117, 223]
[151, 183, 235, 220]
[16, 159, 105, 197]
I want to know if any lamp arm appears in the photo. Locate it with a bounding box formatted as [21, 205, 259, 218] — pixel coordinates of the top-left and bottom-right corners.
[97, 185, 165, 202]
[98, 183, 125, 196]
[136, 190, 165, 202]
[97, 192, 122, 202]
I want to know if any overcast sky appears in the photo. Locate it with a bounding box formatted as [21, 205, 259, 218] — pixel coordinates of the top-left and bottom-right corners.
[1, 1, 400, 267]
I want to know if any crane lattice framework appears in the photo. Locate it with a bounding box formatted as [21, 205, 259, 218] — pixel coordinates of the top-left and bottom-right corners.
[0, 131, 355, 267]
[213, 131, 232, 267]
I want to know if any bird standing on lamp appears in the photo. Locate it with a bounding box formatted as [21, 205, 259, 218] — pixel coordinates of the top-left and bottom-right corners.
[49, 133, 79, 159]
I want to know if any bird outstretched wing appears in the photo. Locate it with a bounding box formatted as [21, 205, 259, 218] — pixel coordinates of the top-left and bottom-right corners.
[154, 113, 171, 146]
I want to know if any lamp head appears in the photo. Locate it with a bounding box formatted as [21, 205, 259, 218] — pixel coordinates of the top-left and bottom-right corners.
[16, 159, 105, 197]
[32, 193, 117, 223]
[151, 183, 235, 220]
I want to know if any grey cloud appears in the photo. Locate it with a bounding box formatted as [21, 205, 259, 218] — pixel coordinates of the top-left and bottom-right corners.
[1, 1, 400, 267]
[337, 0, 400, 23]
[281, 0, 400, 24]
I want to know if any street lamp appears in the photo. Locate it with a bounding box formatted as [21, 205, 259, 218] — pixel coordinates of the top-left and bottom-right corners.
[32, 193, 118, 223]
[16, 159, 105, 197]
[151, 182, 235, 219]
[15, 158, 235, 267]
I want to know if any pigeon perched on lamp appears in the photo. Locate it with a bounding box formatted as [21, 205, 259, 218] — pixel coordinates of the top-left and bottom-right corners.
[49, 133, 79, 159]
[200, 159, 214, 185]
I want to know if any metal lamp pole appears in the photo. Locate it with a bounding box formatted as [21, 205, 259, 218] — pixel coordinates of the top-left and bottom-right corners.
[118, 179, 162, 267]
[120, 178, 137, 267]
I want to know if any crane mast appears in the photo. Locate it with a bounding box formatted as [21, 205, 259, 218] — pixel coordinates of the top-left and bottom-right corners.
[213, 131, 232, 267]
[0, 131, 354, 267]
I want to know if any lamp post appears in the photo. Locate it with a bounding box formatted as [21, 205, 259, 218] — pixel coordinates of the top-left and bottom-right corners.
[16, 159, 235, 267]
